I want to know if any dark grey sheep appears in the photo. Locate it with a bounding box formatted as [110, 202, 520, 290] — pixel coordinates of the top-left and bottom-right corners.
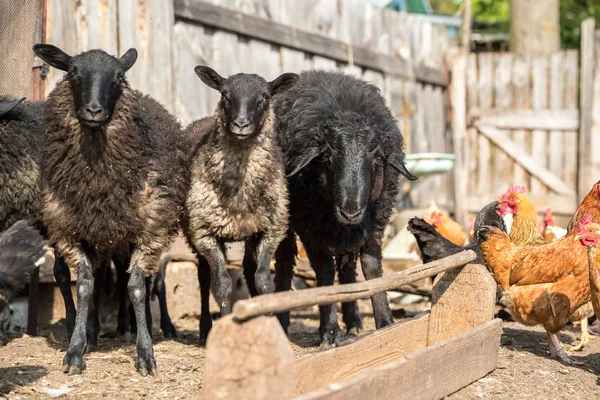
[0, 220, 47, 345]
[273, 70, 416, 347]
[183, 66, 297, 344]
[33, 44, 188, 376]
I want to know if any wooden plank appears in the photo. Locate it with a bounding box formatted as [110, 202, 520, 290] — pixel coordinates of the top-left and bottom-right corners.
[476, 53, 493, 197]
[470, 109, 579, 131]
[493, 53, 513, 195]
[579, 18, 596, 201]
[203, 315, 295, 400]
[296, 319, 502, 400]
[466, 53, 479, 194]
[295, 314, 430, 395]
[531, 56, 549, 195]
[476, 124, 575, 196]
[232, 251, 476, 320]
[427, 264, 496, 345]
[511, 55, 531, 187]
[564, 50, 579, 185]
[548, 52, 565, 178]
[173, 0, 440, 83]
[451, 51, 468, 227]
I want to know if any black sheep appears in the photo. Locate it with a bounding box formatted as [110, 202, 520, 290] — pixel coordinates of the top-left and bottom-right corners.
[184, 66, 297, 344]
[33, 44, 188, 376]
[407, 201, 508, 265]
[273, 71, 416, 347]
[0, 220, 47, 345]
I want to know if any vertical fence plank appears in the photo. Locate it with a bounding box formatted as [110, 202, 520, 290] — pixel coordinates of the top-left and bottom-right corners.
[476, 53, 493, 197]
[548, 52, 565, 181]
[466, 53, 479, 196]
[493, 53, 513, 195]
[578, 19, 596, 200]
[451, 51, 468, 226]
[511, 55, 532, 188]
[531, 56, 549, 195]
[564, 50, 579, 187]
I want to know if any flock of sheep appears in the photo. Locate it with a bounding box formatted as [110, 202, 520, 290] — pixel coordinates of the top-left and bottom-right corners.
[0, 43, 416, 377]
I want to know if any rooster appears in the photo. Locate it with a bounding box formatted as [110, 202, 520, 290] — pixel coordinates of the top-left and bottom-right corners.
[422, 201, 466, 246]
[408, 201, 506, 265]
[478, 182, 600, 364]
[0, 221, 48, 345]
[494, 185, 543, 245]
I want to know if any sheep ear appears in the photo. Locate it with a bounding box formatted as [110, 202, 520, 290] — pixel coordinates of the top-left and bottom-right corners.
[119, 48, 138, 72]
[286, 147, 322, 178]
[195, 65, 225, 91]
[33, 44, 72, 71]
[387, 156, 417, 181]
[0, 98, 25, 118]
[269, 73, 299, 95]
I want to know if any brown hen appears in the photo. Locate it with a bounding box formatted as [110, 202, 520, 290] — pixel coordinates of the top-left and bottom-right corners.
[479, 182, 600, 364]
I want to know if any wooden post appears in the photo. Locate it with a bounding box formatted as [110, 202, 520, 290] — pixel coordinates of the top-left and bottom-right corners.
[451, 50, 468, 227]
[579, 18, 596, 201]
[202, 315, 295, 400]
[460, 0, 471, 50]
[427, 264, 496, 345]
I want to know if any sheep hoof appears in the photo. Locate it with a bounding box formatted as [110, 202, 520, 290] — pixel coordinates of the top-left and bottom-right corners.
[161, 323, 178, 339]
[320, 326, 343, 349]
[346, 327, 360, 336]
[63, 351, 86, 375]
[135, 355, 157, 377]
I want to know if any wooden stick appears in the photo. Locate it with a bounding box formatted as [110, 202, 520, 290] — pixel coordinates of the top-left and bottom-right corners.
[232, 250, 476, 320]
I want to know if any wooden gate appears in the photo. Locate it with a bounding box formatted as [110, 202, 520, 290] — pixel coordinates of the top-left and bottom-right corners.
[452, 50, 580, 225]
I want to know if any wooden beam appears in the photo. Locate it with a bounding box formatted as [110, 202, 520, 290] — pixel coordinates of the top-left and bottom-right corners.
[232, 250, 476, 320]
[467, 193, 577, 216]
[203, 315, 295, 400]
[173, 0, 447, 86]
[295, 313, 429, 395]
[427, 264, 496, 345]
[470, 108, 580, 131]
[295, 319, 502, 400]
[450, 50, 469, 227]
[578, 18, 596, 202]
[476, 124, 575, 196]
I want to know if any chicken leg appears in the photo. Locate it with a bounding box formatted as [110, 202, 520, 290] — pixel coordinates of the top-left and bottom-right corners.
[548, 332, 582, 365]
[569, 317, 592, 351]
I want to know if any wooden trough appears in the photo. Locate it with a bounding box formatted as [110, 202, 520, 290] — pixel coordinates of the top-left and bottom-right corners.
[202, 250, 502, 400]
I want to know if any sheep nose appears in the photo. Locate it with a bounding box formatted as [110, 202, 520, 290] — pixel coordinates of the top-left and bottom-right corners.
[86, 104, 104, 117]
[233, 119, 250, 129]
[338, 207, 364, 224]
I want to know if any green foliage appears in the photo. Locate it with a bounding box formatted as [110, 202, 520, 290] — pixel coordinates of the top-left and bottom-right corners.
[560, 0, 600, 49]
[429, 0, 600, 49]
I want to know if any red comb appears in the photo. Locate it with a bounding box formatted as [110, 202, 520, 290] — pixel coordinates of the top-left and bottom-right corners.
[495, 185, 526, 201]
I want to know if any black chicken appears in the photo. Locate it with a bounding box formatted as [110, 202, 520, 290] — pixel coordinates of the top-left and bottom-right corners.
[408, 201, 507, 265]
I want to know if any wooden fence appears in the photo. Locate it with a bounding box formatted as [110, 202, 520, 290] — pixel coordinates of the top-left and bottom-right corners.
[39, 0, 454, 211]
[202, 250, 501, 399]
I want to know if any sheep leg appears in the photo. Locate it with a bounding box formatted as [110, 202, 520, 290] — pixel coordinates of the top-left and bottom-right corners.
[197, 255, 213, 346]
[154, 259, 177, 339]
[62, 250, 94, 375]
[85, 261, 106, 352]
[274, 230, 297, 333]
[114, 256, 130, 336]
[255, 241, 275, 296]
[243, 235, 260, 297]
[308, 249, 342, 348]
[128, 263, 157, 377]
[203, 242, 233, 316]
[337, 254, 363, 336]
[53, 253, 76, 341]
[360, 242, 393, 329]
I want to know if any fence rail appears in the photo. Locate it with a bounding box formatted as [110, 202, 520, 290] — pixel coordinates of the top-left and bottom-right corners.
[232, 250, 476, 320]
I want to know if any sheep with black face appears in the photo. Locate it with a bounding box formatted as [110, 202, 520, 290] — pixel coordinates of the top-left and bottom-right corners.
[0, 220, 48, 346]
[184, 66, 297, 344]
[274, 70, 416, 347]
[32, 44, 188, 376]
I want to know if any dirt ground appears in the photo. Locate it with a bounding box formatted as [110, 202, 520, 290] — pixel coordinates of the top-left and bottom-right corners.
[1, 306, 600, 399]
